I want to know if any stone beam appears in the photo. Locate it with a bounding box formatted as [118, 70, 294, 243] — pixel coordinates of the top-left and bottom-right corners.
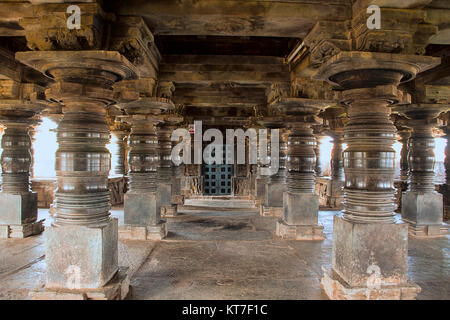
[173, 85, 266, 108]
[0, 1, 32, 36]
[115, 0, 351, 38]
[159, 55, 289, 85]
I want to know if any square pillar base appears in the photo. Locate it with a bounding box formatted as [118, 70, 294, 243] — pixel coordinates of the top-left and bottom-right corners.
[0, 192, 38, 225]
[283, 191, 319, 225]
[45, 218, 119, 290]
[124, 192, 160, 226]
[331, 214, 409, 288]
[403, 219, 449, 238]
[29, 267, 130, 300]
[265, 181, 286, 207]
[161, 205, 179, 218]
[402, 191, 443, 225]
[320, 267, 420, 300]
[0, 219, 44, 238]
[119, 221, 168, 240]
[260, 206, 283, 218]
[157, 182, 172, 208]
[276, 220, 324, 240]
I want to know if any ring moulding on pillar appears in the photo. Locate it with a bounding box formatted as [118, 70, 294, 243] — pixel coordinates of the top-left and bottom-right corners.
[314, 51, 440, 300]
[16, 50, 138, 295]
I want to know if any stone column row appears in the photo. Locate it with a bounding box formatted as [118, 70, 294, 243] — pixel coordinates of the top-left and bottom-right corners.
[395, 104, 449, 237]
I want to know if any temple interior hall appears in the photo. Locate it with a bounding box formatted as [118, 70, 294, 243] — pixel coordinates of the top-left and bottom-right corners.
[0, 0, 449, 300]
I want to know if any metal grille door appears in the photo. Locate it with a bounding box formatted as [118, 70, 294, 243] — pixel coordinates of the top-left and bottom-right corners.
[203, 145, 233, 195]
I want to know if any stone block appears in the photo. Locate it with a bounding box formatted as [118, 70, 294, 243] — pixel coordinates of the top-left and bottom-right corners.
[260, 206, 283, 218]
[276, 220, 324, 240]
[161, 204, 178, 218]
[332, 214, 408, 287]
[157, 182, 172, 208]
[30, 267, 130, 300]
[0, 192, 37, 225]
[124, 191, 159, 226]
[402, 191, 443, 226]
[283, 191, 319, 226]
[265, 181, 286, 207]
[119, 221, 167, 240]
[45, 218, 118, 290]
[0, 219, 45, 238]
[255, 176, 267, 201]
[321, 267, 420, 300]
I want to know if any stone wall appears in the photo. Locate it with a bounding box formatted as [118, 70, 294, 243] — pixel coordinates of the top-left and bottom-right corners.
[28, 176, 128, 209]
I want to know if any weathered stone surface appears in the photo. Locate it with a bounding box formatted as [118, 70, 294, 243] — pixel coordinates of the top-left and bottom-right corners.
[45, 218, 119, 290]
[124, 192, 159, 226]
[402, 192, 443, 226]
[0, 192, 37, 225]
[321, 266, 421, 300]
[283, 192, 319, 226]
[30, 267, 130, 300]
[276, 220, 324, 241]
[119, 222, 168, 241]
[332, 214, 408, 287]
[265, 181, 286, 208]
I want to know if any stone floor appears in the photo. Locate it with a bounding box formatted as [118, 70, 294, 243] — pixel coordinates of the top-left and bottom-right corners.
[0, 208, 448, 300]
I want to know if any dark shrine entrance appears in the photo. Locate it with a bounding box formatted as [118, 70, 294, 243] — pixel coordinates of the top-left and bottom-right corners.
[202, 144, 233, 195]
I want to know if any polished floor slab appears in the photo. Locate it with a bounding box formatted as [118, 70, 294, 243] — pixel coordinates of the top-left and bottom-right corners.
[0, 208, 448, 300]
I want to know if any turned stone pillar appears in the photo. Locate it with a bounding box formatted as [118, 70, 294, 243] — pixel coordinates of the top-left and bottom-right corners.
[111, 129, 130, 176]
[315, 51, 439, 300]
[263, 127, 288, 217]
[122, 116, 167, 239]
[398, 130, 411, 181]
[115, 78, 175, 240]
[271, 98, 329, 240]
[442, 129, 450, 220]
[0, 80, 45, 238]
[326, 132, 344, 208]
[255, 145, 269, 205]
[396, 104, 449, 237]
[256, 117, 286, 217]
[157, 123, 179, 218]
[17, 50, 137, 291]
[0, 119, 44, 238]
[277, 120, 324, 240]
[314, 135, 323, 176]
